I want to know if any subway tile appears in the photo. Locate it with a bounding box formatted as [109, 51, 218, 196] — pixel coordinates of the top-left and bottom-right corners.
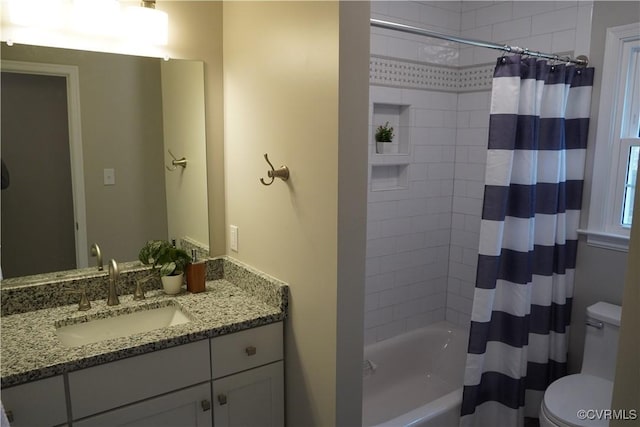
[492, 16, 532, 42]
[420, 3, 461, 32]
[379, 286, 410, 308]
[364, 328, 377, 346]
[463, 247, 479, 268]
[447, 292, 473, 314]
[459, 46, 474, 67]
[414, 145, 443, 163]
[368, 200, 398, 221]
[474, 3, 513, 27]
[364, 306, 393, 328]
[376, 320, 407, 341]
[414, 109, 445, 127]
[406, 312, 435, 331]
[367, 236, 397, 258]
[393, 298, 424, 320]
[461, 9, 476, 31]
[464, 214, 482, 233]
[461, 1, 494, 12]
[552, 29, 576, 54]
[461, 24, 493, 42]
[366, 272, 395, 293]
[397, 232, 427, 253]
[371, 85, 403, 104]
[452, 213, 466, 230]
[467, 146, 488, 164]
[469, 109, 490, 128]
[443, 110, 458, 128]
[459, 280, 477, 299]
[440, 179, 454, 197]
[395, 266, 424, 287]
[510, 33, 553, 55]
[458, 92, 491, 110]
[512, 1, 557, 19]
[449, 245, 463, 263]
[531, 7, 578, 35]
[366, 257, 381, 277]
[446, 308, 460, 325]
[365, 292, 380, 312]
[397, 197, 429, 217]
[427, 163, 456, 180]
[575, 3, 593, 56]
[432, 1, 462, 13]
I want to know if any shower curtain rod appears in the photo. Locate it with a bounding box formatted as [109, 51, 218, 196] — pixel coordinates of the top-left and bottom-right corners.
[370, 19, 589, 66]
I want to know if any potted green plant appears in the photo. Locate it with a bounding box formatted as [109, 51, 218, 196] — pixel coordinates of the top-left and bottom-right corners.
[138, 240, 191, 294]
[375, 121, 394, 154]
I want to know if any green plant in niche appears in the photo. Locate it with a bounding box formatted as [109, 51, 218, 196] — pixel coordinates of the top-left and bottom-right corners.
[138, 240, 191, 277]
[375, 122, 394, 142]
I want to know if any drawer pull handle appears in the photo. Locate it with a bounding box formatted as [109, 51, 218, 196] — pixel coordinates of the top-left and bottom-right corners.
[218, 394, 228, 405]
[201, 400, 211, 411]
[245, 346, 257, 356]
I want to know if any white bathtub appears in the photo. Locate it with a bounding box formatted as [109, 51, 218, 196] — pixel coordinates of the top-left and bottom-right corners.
[362, 321, 469, 427]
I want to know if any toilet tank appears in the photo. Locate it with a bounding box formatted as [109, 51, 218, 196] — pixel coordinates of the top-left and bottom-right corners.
[581, 302, 622, 381]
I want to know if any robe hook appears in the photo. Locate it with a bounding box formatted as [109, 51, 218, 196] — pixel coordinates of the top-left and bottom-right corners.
[260, 153, 289, 186]
[166, 149, 187, 171]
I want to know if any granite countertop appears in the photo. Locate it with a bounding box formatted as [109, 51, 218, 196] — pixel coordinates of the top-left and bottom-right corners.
[1, 257, 288, 388]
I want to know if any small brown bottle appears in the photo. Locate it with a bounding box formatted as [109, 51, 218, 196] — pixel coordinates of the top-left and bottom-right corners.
[186, 249, 206, 293]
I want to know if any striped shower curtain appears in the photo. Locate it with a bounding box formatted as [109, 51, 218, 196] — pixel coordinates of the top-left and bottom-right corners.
[460, 55, 594, 426]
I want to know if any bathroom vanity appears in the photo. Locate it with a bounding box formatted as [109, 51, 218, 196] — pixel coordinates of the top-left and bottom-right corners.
[0, 257, 288, 427]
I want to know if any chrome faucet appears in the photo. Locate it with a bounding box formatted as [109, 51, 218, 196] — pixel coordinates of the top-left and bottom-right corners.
[90, 243, 103, 271]
[107, 259, 120, 306]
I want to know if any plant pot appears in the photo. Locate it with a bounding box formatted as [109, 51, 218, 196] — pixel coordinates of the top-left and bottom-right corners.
[376, 141, 389, 154]
[161, 273, 184, 295]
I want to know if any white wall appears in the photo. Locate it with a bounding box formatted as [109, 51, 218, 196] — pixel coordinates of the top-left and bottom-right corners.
[368, 1, 595, 338]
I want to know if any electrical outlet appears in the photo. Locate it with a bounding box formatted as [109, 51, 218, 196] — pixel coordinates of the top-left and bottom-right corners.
[230, 225, 238, 252]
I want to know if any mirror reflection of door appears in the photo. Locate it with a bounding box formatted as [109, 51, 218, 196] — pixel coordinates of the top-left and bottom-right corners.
[1, 71, 76, 278]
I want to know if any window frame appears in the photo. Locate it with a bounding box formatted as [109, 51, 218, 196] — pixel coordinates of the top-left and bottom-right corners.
[583, 22, 640, 252]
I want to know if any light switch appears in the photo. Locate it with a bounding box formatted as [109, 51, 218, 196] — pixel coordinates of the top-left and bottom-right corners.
[103, 168, 115, 185]
[230, 225, 238, 252]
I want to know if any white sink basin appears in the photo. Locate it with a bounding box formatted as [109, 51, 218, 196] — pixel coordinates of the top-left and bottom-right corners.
[55, 305, 191, 347]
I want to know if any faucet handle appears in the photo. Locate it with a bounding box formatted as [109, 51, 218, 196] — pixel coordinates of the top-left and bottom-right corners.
[65, 287, 91, 311]
[133, 273, 157, 301]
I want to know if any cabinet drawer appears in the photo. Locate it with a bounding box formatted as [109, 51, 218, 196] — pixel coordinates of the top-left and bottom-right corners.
[74, 382, 212, 427]
[69, 339, 210, 419]
[1, 375, 67, 427]
[211, 322, 283, 378]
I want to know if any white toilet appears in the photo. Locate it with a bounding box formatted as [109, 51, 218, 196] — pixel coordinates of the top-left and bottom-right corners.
[539, 302, 622, 427]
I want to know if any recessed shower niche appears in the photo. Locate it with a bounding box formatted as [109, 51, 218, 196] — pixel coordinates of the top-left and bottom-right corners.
[372, 103, 411, 155]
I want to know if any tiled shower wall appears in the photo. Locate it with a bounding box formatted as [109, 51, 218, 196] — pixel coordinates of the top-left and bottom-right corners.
[365, 1, 593, 343]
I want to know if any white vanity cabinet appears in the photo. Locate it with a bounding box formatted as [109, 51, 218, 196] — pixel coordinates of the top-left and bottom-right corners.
[64, 321, 284, 427]
[1, 375, 68, 427]
[211, 322, 284, 427]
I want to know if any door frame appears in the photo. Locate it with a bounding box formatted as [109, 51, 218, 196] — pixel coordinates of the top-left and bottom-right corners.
[2, 60, 88, 268]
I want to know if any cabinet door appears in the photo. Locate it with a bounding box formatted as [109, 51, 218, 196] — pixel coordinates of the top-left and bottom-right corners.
[1, 375, 67, 427]
[74, 382, 212, 427]
[213, 361, 284, 427]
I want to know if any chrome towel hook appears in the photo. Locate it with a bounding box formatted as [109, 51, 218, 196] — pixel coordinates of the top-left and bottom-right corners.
[260, 153, 289, 186]
[166, 149, 187, 171]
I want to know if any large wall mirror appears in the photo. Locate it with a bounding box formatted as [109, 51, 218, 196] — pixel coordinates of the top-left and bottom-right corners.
[1, 43, 210, 281]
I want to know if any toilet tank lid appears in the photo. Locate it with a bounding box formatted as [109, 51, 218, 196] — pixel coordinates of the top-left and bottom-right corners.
[587, 302, 621, 326]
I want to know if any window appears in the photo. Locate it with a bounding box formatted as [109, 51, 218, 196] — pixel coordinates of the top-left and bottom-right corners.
[585, 22, 640, 251]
